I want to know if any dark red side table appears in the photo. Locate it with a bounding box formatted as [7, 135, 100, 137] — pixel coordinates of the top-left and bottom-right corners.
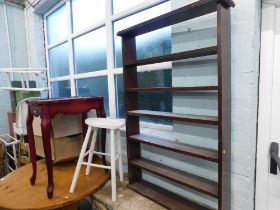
[26, 97, 106, 199]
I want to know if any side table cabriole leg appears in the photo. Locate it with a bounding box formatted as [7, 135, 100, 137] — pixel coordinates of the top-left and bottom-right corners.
[41, 115, 54, 199]
[26, 106, 37, 185]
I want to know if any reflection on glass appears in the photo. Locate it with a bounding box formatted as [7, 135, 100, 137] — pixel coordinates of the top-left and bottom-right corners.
[49, 43, 69, 78]
[46, 4, 67, 44]
[51, 80, 71, 98]
[113, 0, 147, 14]
[114, 2, 171, 67]
[76, 76, 109, 114]
[74, 27, 107, 74]
[116, 70, 172, 124]
[137, 28, 171, 60]
[71, 0, 105, 32]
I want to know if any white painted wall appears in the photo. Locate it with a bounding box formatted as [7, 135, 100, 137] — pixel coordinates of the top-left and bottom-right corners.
[0, 1, 29, 134]
[0, 2, 11, 134]
[25, 2, 46, 68]
[5, 3, 29, 68]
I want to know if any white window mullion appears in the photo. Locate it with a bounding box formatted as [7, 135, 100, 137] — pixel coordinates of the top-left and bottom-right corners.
[111, 0, 168, 22]
[73, 70, 109, 80]
[71, 21, 106, 40]
[49, 75, 71, 82]
[44, 0, 67, 17]
[47, 38, 68, 50]
[66, 0, 76, 96]
[106, 0, 117, 118]
[44, 0, 68, 98]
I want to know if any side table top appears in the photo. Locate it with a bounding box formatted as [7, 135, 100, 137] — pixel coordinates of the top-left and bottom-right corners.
[26, 97, 104, 105]
[0, 160, 109, 210]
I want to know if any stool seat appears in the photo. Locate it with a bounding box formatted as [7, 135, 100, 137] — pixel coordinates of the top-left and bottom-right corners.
[85, 118, 125, 130]
[70, 117, 124, 201]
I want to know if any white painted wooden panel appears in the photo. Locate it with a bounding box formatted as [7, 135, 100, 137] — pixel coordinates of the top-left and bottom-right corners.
[268, 7, 280, 210]
[255, 4, 276, 210]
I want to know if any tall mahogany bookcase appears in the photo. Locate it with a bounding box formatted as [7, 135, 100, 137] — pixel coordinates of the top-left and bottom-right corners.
[117, 0, 235, 209]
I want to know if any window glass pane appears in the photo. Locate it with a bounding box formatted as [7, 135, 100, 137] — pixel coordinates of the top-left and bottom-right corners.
[136, 28, 171, 60]
[51, 80, 71, 98]
[113, 0, 147, 14]
[46, 4, 67, 44]
[49, 43, 69, 78]
[71, 0, 105, 32]
[116, 70, 172, 124]
[76, 76, 109, 115]
[74, 28, 107, 74]
[114, 2, 171, 68]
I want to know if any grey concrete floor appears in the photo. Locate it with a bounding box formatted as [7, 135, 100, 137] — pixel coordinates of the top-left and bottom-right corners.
[93, 177, 167, 210]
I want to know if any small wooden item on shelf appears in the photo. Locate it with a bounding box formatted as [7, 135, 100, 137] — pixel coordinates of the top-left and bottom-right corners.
[117, 0, 234, 209]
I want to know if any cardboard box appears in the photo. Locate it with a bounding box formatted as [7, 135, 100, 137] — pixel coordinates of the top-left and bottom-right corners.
[33, 114, 83, 163]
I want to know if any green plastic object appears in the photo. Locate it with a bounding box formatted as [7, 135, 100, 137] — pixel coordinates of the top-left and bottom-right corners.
[16, 91, 40, 104]
[10, 81, 40, 111]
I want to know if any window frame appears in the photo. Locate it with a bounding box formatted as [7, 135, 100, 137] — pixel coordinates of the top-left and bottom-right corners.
[43, 0, 171, 130]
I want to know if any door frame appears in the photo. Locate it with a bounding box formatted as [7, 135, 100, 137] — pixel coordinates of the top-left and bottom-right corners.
[256, 3, 280, 210]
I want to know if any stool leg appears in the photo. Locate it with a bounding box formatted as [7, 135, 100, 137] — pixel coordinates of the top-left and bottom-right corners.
[117, 129, 123, 182]
[70, 127, 92, 193]
[86, 127, 98, 175]
[110, 129, 116, 201]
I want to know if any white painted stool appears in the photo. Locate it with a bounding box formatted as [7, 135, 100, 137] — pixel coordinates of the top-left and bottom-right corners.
[70, 118, 125, 201]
